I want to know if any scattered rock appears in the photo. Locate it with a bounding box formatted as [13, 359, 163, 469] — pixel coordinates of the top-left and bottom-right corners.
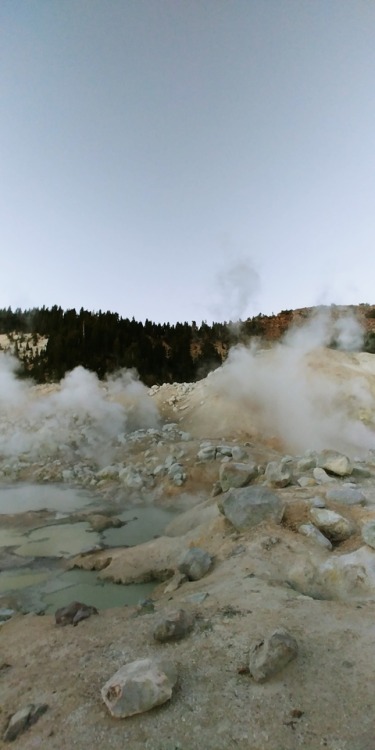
[197, 445, 216, 461]
[101, 658, 177, 718]
[325, 487, 366, 506]
[264, 461, 292, 488]
[55, 601, 99, 626]
[317, 451, 352, 477]
[3, 703, 48, 742]
[248, 627, 298, 682]
[361, 520, 375, 549]
[0, 608, 16, 623]
[297, 476, 316, 488]
[163, 573, 187, 594]
[310, 508, 354, 542]
[219, 461, 258, 492]
[218, 486, 285, 531]
[153, 608, 195, 642]
[299, 522, 333, 549]
[178, 547, 213, 581]
[313, 467, 335, 484]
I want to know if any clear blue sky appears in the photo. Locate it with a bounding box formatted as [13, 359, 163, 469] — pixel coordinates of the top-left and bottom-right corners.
[2, 1, 375, 323]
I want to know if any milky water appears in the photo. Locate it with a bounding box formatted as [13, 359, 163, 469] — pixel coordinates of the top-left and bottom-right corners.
[0, 484, 175, 613]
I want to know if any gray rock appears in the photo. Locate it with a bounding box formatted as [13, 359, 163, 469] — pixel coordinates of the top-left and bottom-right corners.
[219, 461, 258, 492]
[313, 467, 335, 484]
[297, 476, 316, 488]
[55, 601, 98, 626]
[101, 658, 177, 718]
[163, 573, 187, 594]
[216, 445, 234, 457]
[310, 507, 354, 541]
[361, 520, 375, 549]
[309, 496, 326, 508]
[3, 704, 48, 742]
[248, 627, 298, 682]
[317, 450, 352, 477]
[178, 547, 213, 581]
[197, 445, 216, 461]
[231, 446, 249, 461]
[298, 522, 333, 550]
[265, 461, 292, 487]
[296, 456, 317, 472]
[351, 465, 372, 479]
[218, 486, 285, 531]
[153, 609, 195, 642]
[325, 487, 366, 505]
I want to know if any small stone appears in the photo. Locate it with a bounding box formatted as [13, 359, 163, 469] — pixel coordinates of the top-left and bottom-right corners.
[153, 609, 195, 642]
[249, 627, 298, 682]
[317, 451, 352, 477]
[164, 573, 187, 594]
[101, 658, 177, 718]
[55, 601, 98, 626]
[197, 446, 216, 461]
[361, 520, 375, 549]
[3, 704, 48, 742]
[178, 548, 213, 581]
[310, 508, 354, 542]
[265, 461, 292, 488]
[325, 488, 366, 506]
[313, 467, 335, 484]
[299, 523, 333, 550]
[137, 598, 155, 614]
[297, 476, 316, 488]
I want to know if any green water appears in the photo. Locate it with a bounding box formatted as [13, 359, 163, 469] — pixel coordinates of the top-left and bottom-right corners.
[0, 484, 175, 613]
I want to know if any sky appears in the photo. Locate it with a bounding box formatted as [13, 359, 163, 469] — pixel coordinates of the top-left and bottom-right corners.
[2, 0, 375, 325]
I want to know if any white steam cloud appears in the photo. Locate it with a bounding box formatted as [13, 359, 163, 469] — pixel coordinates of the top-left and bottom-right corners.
[0, 357, 159, 465]
[208, 308, 375, 457]
[211, 257, 261, 322]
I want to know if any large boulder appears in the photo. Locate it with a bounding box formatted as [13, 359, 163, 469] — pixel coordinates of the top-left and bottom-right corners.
[101, 658, 177, 718]
[218, 486, 284, 531]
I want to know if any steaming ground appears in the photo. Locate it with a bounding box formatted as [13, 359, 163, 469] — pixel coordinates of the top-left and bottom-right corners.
[2, 315, 375, 749]
[1, 310, 375, 476]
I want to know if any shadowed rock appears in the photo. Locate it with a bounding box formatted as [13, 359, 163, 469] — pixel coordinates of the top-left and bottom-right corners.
[249, 627, 298, 682]
[55, 601, 98, 626]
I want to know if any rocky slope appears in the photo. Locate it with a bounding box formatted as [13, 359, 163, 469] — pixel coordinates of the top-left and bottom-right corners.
[1, 336, 375, 749]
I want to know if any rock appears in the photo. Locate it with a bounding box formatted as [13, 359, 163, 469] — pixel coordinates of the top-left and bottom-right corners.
[153, 609, 195, 642]
[287, 546, 375, 601]
[218, 486, 285, 531]
[163, 573, 187, 594]
[216, 444, 234, 457]
[219, 461, 258, 492]
[248, 627, 298, 682]
[178, 547, 213, 581]
[361, 520, 375, 549]
[325, 487, 366, 506]
[3, 703, 48, 742]
[297, 476, 316, 488]
[309, 496, 326, 508]
[298, 522, 333, 550]
[310, 508, 354, 541]
[296, 456, 317, 472]
[87, 514, 124, 532]
[55, 601, 99, 626]
[136, 598, 155, 614]
[231, 446, 249, 461]
[264, 461, 292, 487]
[313, 467, 335, 484]
[197, 445, 216, 461]
[351, 465, 372, 479]
[101, 658, 177, 718]
[0, 608, 16, 622]
[317, 450, 352, 477]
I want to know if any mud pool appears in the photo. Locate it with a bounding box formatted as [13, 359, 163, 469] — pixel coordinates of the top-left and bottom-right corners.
[0, 483, 175, 614]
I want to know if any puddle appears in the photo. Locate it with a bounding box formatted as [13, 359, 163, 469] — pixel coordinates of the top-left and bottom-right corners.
[0, 484, 94, 514]
[14, 522, 99, 558]
[0, 483, 176, 613]
[103, 506, 177, 547]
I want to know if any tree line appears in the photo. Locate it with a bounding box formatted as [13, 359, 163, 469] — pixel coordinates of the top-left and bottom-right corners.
[0, 306, 266, 385]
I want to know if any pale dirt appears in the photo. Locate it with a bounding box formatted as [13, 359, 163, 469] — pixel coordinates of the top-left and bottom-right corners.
[1, 353, 375, 750]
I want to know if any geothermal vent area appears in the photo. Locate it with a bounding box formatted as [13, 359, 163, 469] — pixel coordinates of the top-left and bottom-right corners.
[1, 313, 375, 749]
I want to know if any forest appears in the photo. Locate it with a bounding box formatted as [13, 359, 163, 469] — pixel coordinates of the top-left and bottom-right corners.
[0, 306, 265, 385]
